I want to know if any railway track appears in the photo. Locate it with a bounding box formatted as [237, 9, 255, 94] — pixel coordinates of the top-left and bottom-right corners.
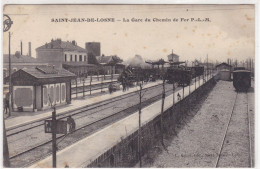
[8, 83, 179, 167]
[6, 83, 161, 136]
[215, 91, 253, 167]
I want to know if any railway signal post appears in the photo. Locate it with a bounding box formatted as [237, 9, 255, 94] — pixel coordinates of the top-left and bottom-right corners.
[45, 105, 69, 168]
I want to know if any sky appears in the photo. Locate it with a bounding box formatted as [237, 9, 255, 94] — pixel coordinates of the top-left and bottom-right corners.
[3, 4, 255, 63]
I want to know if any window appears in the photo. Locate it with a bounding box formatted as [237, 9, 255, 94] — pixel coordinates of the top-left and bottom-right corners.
[84, 55, 87, 62]
[70, 55, 73, 61]
[65, 54, 67, 62]
[79, 55, 82, 62]
[75, 55, 77, 62]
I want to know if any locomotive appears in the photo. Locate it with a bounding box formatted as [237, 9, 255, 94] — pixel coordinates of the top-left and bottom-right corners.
[118, 62, 205, 87]
[118, 66, 161, 87]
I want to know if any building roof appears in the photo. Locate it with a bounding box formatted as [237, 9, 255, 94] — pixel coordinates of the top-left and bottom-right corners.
[167, 53, 179, 58]
[96, 55, 123, 65]
[3, 54, 41, 64]
[96, 56, 113, 64]
[21, 65, 76, 79]
[62, 62, 97, 67]
[36, 39, 87, 52]
[216, 62, 232, 68]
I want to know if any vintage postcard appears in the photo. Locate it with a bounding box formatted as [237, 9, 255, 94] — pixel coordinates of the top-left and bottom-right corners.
[2, 4, 255, 168]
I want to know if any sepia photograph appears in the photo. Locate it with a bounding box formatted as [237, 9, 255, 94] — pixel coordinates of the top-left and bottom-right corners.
[2, 3, 256, 168]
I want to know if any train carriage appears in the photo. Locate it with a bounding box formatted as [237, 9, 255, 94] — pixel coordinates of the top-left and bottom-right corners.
[166, 67, 191, 86]
[233, 70, 251, 91]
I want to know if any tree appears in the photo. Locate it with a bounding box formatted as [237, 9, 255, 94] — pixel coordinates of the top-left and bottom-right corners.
[111, 55, 123, 64]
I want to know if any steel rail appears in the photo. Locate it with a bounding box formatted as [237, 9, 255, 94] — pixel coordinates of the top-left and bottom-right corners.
[215, 92, 238, 167]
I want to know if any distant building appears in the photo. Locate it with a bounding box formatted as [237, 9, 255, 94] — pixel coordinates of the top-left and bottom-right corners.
[167, 51, 179, 62]
[36, 39, 100, 77]
[36, 39, 88, 69]
[3, 53, 47, 78]
[85, 42, 101, 57]
[96, 55, 125, 75]
[5, 65, 76, 112]
[216, 62, 232, 71]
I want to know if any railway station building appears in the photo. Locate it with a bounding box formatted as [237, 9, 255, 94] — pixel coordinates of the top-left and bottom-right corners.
[5, 65, 76, 112]
[36, 39, 99, 77]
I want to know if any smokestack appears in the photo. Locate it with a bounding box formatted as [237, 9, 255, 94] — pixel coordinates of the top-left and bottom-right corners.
[28, 42, 31, 57]
[21, 41, 23, 55]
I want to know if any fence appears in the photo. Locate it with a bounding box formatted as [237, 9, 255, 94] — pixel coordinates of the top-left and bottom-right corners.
[71, 74, 120, 98]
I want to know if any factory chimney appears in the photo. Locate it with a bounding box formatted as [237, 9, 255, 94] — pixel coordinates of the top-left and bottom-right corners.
[28, 42, 31, 57]
[21, 41, 23, 55]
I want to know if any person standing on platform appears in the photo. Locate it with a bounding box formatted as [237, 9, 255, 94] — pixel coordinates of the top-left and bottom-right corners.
[67, 116, 76, 133]
[4, 92, 10, 115]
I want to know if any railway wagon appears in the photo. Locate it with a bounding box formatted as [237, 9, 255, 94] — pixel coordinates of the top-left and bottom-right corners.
[187, 66, 204, 78]
[166, 67, 191, 86]
[233, 70, 251, 91]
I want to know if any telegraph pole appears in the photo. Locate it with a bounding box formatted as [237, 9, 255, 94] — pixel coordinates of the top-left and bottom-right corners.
[3, 117, 10, 167]
[8, 32, 12, 115]
[207, 54, 208, 81]
[138, 83, 142, 168]
[3, 14, 13, 168]
[52, 107, 57, 168]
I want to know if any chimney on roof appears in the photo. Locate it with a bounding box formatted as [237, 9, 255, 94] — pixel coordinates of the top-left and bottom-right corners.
[28, 42, 31, 57]
[21, 41, 23, 55]
[72, 40, 76, 46]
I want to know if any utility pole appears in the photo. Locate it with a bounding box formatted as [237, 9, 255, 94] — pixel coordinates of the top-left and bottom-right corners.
[173, 82, 175, 106]
[8, 32, 13, 116]
[52, 107, 57, 168]
[160, 78, 166, 147]
[83, 78, 85, 98]
[3, 117, 10, 167]
[3, 15, 13, 167]
[138, 83, 142, 168]
[75, 78, 78, 98]
[207, 54, 208, 81]
[20, 41, 23, 55]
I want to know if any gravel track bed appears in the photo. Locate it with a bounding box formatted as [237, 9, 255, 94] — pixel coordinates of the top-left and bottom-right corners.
[142, 81, 251, 168]
[217, 92, 251, 167]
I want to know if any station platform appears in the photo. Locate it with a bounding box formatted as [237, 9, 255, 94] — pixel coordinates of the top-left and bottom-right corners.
[30, 74, 214, 168]
[4, 80, 163, 130]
